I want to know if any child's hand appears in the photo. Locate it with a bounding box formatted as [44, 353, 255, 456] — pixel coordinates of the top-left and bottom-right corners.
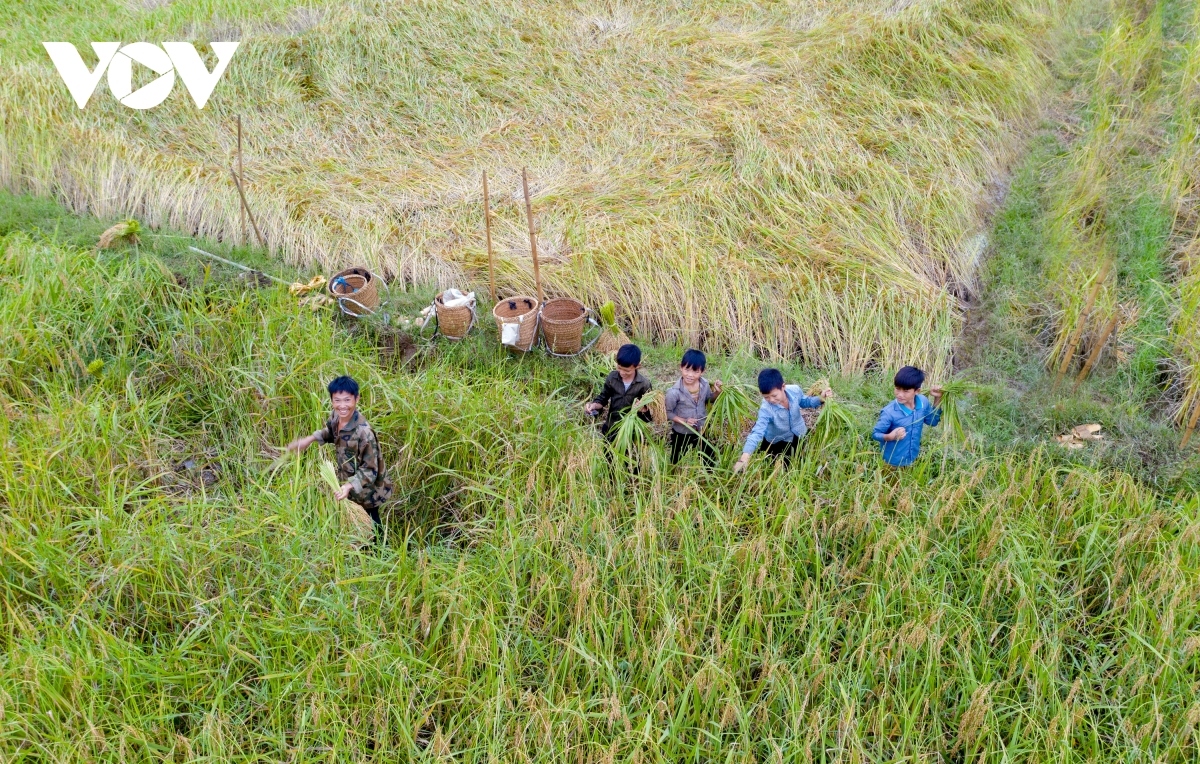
[888, 427, 907, 441]
[584, 402, 601, 415]
[819, 387, 833, 401]
[733, 454, 750, 473]
[929, 385, 943, 404]
[334, 483, 353, 501]
[712, 380, 723, 396]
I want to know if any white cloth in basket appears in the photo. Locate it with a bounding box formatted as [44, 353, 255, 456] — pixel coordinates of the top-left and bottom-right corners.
[500, 321, 521, 346]
[440, 289, 475, 309]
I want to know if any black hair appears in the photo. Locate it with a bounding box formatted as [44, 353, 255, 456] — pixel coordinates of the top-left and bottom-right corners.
[680, 348, 706, 371]
[893, 366, 925, 391]
[757, 368, 785, 394]
[327, 375, 360, 397]
[615, 344, 642, 368]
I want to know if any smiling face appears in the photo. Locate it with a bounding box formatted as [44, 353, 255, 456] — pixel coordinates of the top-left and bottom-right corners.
[617, 363, 638, 384]
[894, 387, 917, 408]
[763, 387, 789, 407]
[680, 365, 703, 386]
[331, 391, 358, 423]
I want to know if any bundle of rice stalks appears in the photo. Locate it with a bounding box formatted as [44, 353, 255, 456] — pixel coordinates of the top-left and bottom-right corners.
[593, 301, 631, 357]
[935, 380, 980, 449]
[318, 460, 375, 545]
[609, 389, 665, 471]
[97, 219, 141, 249]
[705, 383, 755, 446]
[803, 377, 832, 430]
[809, 398, 856, 454]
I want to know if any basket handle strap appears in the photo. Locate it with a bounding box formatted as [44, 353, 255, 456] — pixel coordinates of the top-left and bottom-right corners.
[336, 296, 375, 316]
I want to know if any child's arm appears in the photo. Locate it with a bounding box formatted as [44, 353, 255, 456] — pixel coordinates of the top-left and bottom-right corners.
[707, 379, 722, 401]
[924, 395, 942, 427]
[286, 422, 330, 452]
[734, 406, 771, 471]
[636, 388, 653, 422]
[585, 376, 614, 414]
[872, 408, 899, 443]
[664, 388, 684, 425]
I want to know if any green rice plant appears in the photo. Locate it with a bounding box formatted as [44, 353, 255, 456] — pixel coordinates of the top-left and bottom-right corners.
[0, 228, 1198, 762]
[608, 389, 665, 472]
[936, 380, 982, 448]
[808, 398, 857, 454]
[704, 382, 755, 447]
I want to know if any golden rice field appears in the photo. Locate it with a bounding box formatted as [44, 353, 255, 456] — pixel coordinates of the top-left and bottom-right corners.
[0, 0, 1074, 375]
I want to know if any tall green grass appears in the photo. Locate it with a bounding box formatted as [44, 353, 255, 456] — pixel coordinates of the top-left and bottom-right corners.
[0, 0, 1074, 375]
[1, 232, 1197, 761]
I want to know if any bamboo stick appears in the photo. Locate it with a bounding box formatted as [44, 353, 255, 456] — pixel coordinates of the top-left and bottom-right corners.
[1073, 311, 1121, 389]
[186, 246, 289, 285]
[1056, 259, 1112, 385]
[1182, 398, 1200, 448]
[521, 167, 543, 305]
[237, 115, 247, 246]
[230, 168, 266, 249]
[483, 170, 496, 303]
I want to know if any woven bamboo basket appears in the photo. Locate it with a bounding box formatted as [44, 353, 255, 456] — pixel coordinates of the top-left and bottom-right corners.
[539, 297, 589, 355]
[434, 292, 475, 340]
[327, 267, 379, 316]
[492, 296, 540, 352]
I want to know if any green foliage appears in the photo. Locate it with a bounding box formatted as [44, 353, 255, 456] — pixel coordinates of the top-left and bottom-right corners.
[938, 380, 983, 448]
[809, 398, 858, 454]
[704, 383, 755, 446]
[0, 230, 1198, 762]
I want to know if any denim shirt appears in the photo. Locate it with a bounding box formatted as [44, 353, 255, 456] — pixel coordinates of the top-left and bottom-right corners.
[872, 395, 942, 467]
[742, 385, 824, 454]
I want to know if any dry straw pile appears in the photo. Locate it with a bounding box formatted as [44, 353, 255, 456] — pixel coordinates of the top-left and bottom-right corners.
[1, 0, 1070, 374]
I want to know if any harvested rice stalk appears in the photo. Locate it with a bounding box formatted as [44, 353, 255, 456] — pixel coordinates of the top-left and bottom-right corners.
[705, 383, 754, 446]
[98, 219, 141, 249]
[593, 301, 631, 357]
[609, 389, 665, 471]
[935, 380, 980, 448]
[318, 460, 375, 544]
[809, 398, 856, 454]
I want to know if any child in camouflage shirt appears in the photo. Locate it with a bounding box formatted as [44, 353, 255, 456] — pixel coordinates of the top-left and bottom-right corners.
[286, 376, 394, 533]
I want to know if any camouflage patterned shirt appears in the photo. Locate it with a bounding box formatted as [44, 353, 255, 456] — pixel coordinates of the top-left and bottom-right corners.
[312, 410, 394, 508]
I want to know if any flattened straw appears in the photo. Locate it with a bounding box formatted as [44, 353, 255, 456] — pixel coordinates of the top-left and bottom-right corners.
[483, 170, 496, 303]
[230, 168, 266, 249]
[1182, 399, 1200, 448]
[1074, 311, 1121, 389]
[1056, 259, 1112, 385]
[237, 115, 247, 246]
[522, 167, 543, 305]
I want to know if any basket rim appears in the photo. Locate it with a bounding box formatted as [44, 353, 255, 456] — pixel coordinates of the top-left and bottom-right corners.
[492, 296, 540, 319]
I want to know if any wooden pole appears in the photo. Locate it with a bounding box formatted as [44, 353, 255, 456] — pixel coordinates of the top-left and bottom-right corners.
[1181, 398, 1200, 448]
[230, 168, 266, 250]
[1056, 259, 1112, 385]
[1073, 311, 1121, 390]
[521, 167, 543, 305]
[237, 115, 247, 246]
[483, 170, 496, 303]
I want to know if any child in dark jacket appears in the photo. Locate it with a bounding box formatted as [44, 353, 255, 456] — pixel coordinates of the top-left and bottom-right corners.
[872, 366, 943, 467]
[584, 344, 653, 440]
